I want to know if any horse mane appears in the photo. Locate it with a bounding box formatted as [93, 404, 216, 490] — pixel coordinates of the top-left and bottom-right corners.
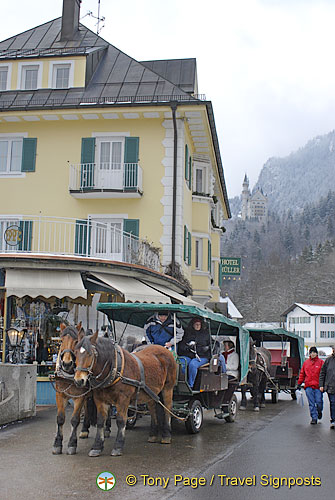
[60, 325, 79, 339]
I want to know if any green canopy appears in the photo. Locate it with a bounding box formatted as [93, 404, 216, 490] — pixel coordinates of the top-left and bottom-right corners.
[246, 327, 304, 368]
[97, 302, 250, 382]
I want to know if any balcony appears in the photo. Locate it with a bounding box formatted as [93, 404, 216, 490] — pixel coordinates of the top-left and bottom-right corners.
[0, 216, 160, 271]
[69, 163, 143, 198]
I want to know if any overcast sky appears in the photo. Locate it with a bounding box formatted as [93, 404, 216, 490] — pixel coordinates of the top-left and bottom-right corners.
[2, 0, 335, 197]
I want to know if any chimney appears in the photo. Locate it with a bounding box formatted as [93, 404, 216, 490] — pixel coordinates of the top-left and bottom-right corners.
[61, 0, 82, 41]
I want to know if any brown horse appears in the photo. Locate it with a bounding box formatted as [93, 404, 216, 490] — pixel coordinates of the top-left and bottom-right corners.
[74, 331, 177, 457]
[52, 323, 111, 455]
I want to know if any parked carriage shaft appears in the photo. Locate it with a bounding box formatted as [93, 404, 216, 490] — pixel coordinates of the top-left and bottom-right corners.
[96, 302, 250, 434]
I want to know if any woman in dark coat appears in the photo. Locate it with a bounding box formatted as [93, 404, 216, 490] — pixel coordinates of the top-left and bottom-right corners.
[177, 318, 211, 388]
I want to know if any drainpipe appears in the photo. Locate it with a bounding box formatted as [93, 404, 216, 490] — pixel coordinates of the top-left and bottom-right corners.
[170, 102, 178, 275]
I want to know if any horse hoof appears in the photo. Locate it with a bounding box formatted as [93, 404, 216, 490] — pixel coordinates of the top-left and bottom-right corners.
[89, 449, 102, 457]
[67, 447, 77, 455]
[104, 431, 111, 438]
[111, 448, 122, 456]
[239, 406, 246, 411]
[79, 431, 88, 439]
[52, 447, 62, 455]
[148, 436, 159, 443]
[254, 407, 260, 412]
[260, 403, 266, 408]
[161, 437, 171, 444]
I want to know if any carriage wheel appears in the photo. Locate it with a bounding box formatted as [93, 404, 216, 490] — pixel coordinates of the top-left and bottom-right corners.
[185, 400, 203, 434]
[271, 389, 278, 404]
[224, 394, 238, 423]
[126, 409, 137, 429]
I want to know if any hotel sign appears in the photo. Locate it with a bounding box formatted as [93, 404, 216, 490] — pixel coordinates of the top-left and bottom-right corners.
[220, 257, 241, 276]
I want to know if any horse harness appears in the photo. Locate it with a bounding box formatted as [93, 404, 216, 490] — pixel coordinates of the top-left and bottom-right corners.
[249, 349, 279, 391]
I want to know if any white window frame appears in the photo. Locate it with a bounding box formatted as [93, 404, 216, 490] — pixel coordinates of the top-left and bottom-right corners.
[0, 62, 12, 91]
[0, 132, 27, 178]
[48, 60, 74, 89]
[18, 62, 43, 90]
[195, 238, 203, 270]
[88, 213, 127, 260]
[193, 163, 208, 194]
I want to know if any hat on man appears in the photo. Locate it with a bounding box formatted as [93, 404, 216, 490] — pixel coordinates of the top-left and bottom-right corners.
[309, 346, 318, 354]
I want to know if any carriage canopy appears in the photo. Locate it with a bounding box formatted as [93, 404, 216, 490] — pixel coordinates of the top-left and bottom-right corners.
[97, 302, 250, 382]
[246, 327, 304, 369]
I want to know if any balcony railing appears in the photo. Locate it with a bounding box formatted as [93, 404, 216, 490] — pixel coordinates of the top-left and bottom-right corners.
[0, 215, 160, 271]
[69, 162, 143, 193]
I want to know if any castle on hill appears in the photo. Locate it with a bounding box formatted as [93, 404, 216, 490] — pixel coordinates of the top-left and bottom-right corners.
[241, 175, 268, 221]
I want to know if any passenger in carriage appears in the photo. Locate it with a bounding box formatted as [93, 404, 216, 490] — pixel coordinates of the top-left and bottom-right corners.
[177, 318, 211, 388]
[220, 337, 240, 380]
[144, 311, 184, 348]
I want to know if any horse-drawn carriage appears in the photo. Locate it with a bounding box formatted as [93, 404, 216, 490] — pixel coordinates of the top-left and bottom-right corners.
[96, 302, 250, 433]
[246, 327, 304, 403]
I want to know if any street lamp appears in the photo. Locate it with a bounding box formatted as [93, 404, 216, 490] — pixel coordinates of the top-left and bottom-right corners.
[7, 328, 25, 363]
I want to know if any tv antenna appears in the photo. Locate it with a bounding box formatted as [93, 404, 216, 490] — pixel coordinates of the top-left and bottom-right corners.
[81, 0, 105, 34]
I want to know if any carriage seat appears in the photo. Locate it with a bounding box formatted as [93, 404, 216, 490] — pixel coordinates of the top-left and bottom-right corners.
[199, 355, 222, 374]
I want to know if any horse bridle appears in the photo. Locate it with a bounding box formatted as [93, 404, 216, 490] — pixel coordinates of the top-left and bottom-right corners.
[75, 344, 98, 376]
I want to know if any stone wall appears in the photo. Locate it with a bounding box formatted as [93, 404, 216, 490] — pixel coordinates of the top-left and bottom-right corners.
[0, 364, 37, 426]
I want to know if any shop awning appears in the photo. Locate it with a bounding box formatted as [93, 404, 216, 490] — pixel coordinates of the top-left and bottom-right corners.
[5, 269, 87, 300]
[140, 280, 201, 306]
[91, 273, 171, 304]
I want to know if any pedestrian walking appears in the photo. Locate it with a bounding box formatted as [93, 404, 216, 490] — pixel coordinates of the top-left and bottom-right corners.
[297, 346, 324, 424]
[319, 345, 335, 429]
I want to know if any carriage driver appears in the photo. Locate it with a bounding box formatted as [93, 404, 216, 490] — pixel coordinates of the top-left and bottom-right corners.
[144, 311, 184, 348]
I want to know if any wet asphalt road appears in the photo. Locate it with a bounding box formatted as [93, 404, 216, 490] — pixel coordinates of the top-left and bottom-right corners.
[0, 392, 334, 500]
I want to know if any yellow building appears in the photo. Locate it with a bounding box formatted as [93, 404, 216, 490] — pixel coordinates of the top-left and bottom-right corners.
[0, 0, 230, 309]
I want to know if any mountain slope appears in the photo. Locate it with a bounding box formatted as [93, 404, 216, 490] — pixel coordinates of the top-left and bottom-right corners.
[254, 130, 335, 213]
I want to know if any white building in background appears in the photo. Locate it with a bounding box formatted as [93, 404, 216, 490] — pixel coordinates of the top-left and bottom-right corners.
[282, 303, 335, 350]
[241, 174, 268, 221]
[219, 296, 243, 322]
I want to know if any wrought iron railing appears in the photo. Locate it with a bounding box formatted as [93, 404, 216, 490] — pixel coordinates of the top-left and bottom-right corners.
[0, 215, 160, 271]
[69, 162, 142, 192]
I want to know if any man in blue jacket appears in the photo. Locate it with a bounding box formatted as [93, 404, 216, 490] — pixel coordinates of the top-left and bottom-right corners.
[144, 311, 184, 348]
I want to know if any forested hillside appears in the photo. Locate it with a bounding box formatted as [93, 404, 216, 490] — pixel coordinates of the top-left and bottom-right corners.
[221, 191, 335, 323]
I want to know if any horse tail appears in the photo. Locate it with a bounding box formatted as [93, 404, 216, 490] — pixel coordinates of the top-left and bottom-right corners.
[86, 396, 97, 426]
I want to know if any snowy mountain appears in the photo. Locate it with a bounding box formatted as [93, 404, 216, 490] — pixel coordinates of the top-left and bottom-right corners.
[254, 130, 335, 213]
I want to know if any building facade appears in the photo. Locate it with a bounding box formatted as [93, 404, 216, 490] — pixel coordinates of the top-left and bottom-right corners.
[282, 303, 335, 351]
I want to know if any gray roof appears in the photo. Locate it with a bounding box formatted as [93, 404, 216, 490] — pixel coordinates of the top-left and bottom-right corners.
[141, 58, 197, 94]
[0, 18, 201, 110]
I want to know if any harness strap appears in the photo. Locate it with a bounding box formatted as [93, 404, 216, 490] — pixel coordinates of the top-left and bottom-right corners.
[119, 353, 160, 403]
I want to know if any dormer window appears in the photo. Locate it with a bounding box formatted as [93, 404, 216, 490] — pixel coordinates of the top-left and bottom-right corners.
[54, 64, 70, 88]
[49, 60, 74, 89]
[0, 63, 11, 91]
[18, 62, 42, 90]
[0, 66, 8, 90]
[23, 66, 38, 90]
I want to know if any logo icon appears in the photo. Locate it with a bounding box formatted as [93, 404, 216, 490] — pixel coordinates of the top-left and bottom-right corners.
[96, 471, 116, 491]
[4, 225, 22, 246]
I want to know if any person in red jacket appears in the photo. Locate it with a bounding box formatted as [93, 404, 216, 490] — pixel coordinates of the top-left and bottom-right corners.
[297, 346, 324, 424]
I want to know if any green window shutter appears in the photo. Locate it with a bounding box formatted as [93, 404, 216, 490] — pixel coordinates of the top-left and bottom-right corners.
[21, 138, 37, 172]
[81, 138, 95, 188]
[123, 219, 139, 237]
[219, 261, 222, 287]
[75, 219, 91, 256]
[124, 137, 139, 188]
[184, 225, 187, 262]
[188, 231, 192, 265]
[208, 240, 212, 272]
[18, 221, 33, 251]
[188, 155, 192, 189]
[184, 144, 189, 181]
